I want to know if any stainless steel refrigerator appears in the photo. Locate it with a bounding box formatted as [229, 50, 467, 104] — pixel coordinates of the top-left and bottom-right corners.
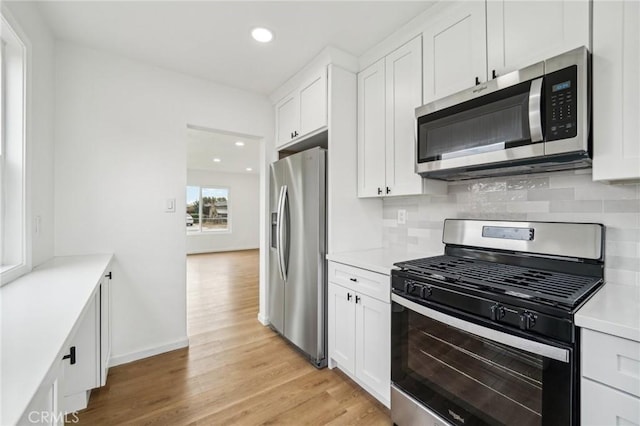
[269, 147, 327, 368]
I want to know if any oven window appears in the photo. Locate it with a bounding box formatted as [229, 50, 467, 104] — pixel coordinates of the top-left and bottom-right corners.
[391, 302, 573, 426]
[417, 80, 535, 163]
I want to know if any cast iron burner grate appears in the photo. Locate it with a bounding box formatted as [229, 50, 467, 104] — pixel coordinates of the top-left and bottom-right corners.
[396, 255, 602, 307]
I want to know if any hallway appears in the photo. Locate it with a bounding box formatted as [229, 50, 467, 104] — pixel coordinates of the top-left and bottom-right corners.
[74, 250, 389, 424]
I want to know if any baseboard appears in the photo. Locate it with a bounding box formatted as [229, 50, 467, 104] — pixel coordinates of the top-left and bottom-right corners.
[257, 312, 269, 326]
[186, 246, 259, 255]
[109, 337, 190, 367]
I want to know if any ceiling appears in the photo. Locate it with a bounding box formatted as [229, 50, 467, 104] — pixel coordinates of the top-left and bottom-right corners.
[35, 1, 435, 94]
[186, 127, 260, 174]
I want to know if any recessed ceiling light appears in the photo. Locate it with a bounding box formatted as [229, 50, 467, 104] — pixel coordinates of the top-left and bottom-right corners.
[246, 167, 253, 172]
[213, 158, 221, 163]
[235, 141, 245, 147]
[251, 27, 273, 43]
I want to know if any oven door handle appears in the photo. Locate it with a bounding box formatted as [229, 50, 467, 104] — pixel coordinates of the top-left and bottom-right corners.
[392, 293, 569, 363]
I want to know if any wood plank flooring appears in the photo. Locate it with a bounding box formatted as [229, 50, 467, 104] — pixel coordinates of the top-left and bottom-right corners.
[75, 250, 390, 425]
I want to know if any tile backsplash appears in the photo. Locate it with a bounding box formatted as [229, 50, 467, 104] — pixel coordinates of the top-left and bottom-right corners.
[383, 169, 640, 286]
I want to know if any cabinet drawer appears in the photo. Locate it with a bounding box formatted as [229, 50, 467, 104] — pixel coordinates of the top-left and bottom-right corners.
[582, 329, 640, 398]
[582, 378, 640, 426]
[328, 262, 389, 302]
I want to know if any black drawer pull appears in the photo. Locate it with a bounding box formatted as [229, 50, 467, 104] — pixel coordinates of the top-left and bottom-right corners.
[62, 346, 76, 365]
[349, 277, 358, 282]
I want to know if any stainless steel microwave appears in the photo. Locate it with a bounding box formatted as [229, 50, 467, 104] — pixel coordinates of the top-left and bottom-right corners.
[415, 47, 591, 180]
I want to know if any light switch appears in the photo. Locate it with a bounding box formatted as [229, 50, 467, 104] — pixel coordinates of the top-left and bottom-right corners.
[165, 198, 176, 213]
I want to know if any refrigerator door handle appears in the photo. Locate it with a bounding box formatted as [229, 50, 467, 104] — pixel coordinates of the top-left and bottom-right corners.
[277, 185, 288, 281]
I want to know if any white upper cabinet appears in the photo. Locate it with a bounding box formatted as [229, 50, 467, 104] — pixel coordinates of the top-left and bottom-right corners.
[358, 36, 445, 198]
[275, 92, 299, 147]
[299, 71, 328, 136]
[422, 1, 590, 105]
[275, 67, 327, 149]
[385, 37, 425, 196]
[592, 0, 640, 182]
[357, 59, 386, 197]
[486, 0, 590, 78]
[423, 1, 487, 104]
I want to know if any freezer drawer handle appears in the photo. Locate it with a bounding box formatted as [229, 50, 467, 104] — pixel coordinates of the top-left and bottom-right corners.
[62, 346, 76, 365]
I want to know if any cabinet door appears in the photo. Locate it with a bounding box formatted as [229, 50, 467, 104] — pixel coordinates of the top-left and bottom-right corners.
[328, 283, 356, 374]
[100, 277, 111, 386]
[582, 378, 640, 426]
[357, 58, 386, 198]
[19, 364, 63, 426]
[423, 1, 487, 103]
[593, 0, 640, 182]
[355, 293, 390, 403]
[385, 36, 424, 197]
[299, 67, 327, 137]
[275, 92, 299, 148]
[63, 293, 100, 397]
[486, 0, 590, 77]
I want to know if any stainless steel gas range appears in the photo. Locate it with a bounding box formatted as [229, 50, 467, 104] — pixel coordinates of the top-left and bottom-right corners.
[391, 219, 605, 426]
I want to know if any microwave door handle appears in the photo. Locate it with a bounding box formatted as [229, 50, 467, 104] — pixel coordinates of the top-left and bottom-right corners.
[528, 77, 544, 142]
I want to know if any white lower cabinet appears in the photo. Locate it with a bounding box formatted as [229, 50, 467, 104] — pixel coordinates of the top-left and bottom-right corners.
[328, 262, 390, 407]
[19, 363, 65, 425]
[61, 275, 112, 414]
[581, 328, 640, 425]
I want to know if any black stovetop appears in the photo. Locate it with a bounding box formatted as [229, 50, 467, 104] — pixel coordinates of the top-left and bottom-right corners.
[395, 254, 603, 309]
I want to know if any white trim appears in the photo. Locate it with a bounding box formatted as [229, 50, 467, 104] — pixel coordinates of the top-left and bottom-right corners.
[257, 312, 269, 326]
[0, 7, 32, 286]
[108, 337, 190, 367]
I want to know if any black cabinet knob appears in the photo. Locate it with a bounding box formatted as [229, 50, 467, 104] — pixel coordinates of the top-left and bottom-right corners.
[377, 187, 382, 195]
[492, 69, 498, 79]
[355, 295, 361, 304]
[386, 187, 391, 194]
[347, 293, 352, 301]
[475, 76, 480, 85]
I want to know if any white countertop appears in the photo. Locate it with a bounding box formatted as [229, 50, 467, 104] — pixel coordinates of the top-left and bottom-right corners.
[575, 283, 640, 342]
[1, 254, 113, 426]
[327, 247, 440, 275]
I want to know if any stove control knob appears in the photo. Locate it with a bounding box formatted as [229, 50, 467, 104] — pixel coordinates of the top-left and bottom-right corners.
[403, 280, 414, 294]
[420, 285, 432, 299]
[490, 304, 505, 321]
[519, 312, 537, 330]
[411, 283, 423, 297]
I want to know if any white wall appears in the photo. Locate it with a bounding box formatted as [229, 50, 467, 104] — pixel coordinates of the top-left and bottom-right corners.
[186, 170, 260, 254]
[54, 42, 273, 364]
[3, 2, 55, 268]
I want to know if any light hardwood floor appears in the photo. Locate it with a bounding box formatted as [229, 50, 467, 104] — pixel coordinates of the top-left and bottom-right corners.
[75, 250, 390, 425]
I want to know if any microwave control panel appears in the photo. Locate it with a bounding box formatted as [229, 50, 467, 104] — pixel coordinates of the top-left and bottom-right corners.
[545, 66, 578, 141]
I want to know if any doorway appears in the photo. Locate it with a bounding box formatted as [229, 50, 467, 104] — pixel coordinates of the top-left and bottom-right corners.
[185, 125, 264, 337]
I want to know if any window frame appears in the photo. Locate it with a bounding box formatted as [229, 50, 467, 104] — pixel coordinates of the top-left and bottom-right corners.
[186, 185, 231, 234]
[1, 8, 31, 286]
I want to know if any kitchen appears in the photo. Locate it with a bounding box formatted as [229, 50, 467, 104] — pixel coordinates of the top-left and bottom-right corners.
[0, 1, 638, 425]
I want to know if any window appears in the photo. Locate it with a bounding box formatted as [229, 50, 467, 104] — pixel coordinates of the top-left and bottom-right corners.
[1, 12, 28, 285]
[186, 186, 230, 233]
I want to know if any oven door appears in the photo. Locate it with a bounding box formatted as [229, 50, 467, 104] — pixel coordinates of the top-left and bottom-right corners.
[415, 62, 545, 177]
[391, 294, 575, 426]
